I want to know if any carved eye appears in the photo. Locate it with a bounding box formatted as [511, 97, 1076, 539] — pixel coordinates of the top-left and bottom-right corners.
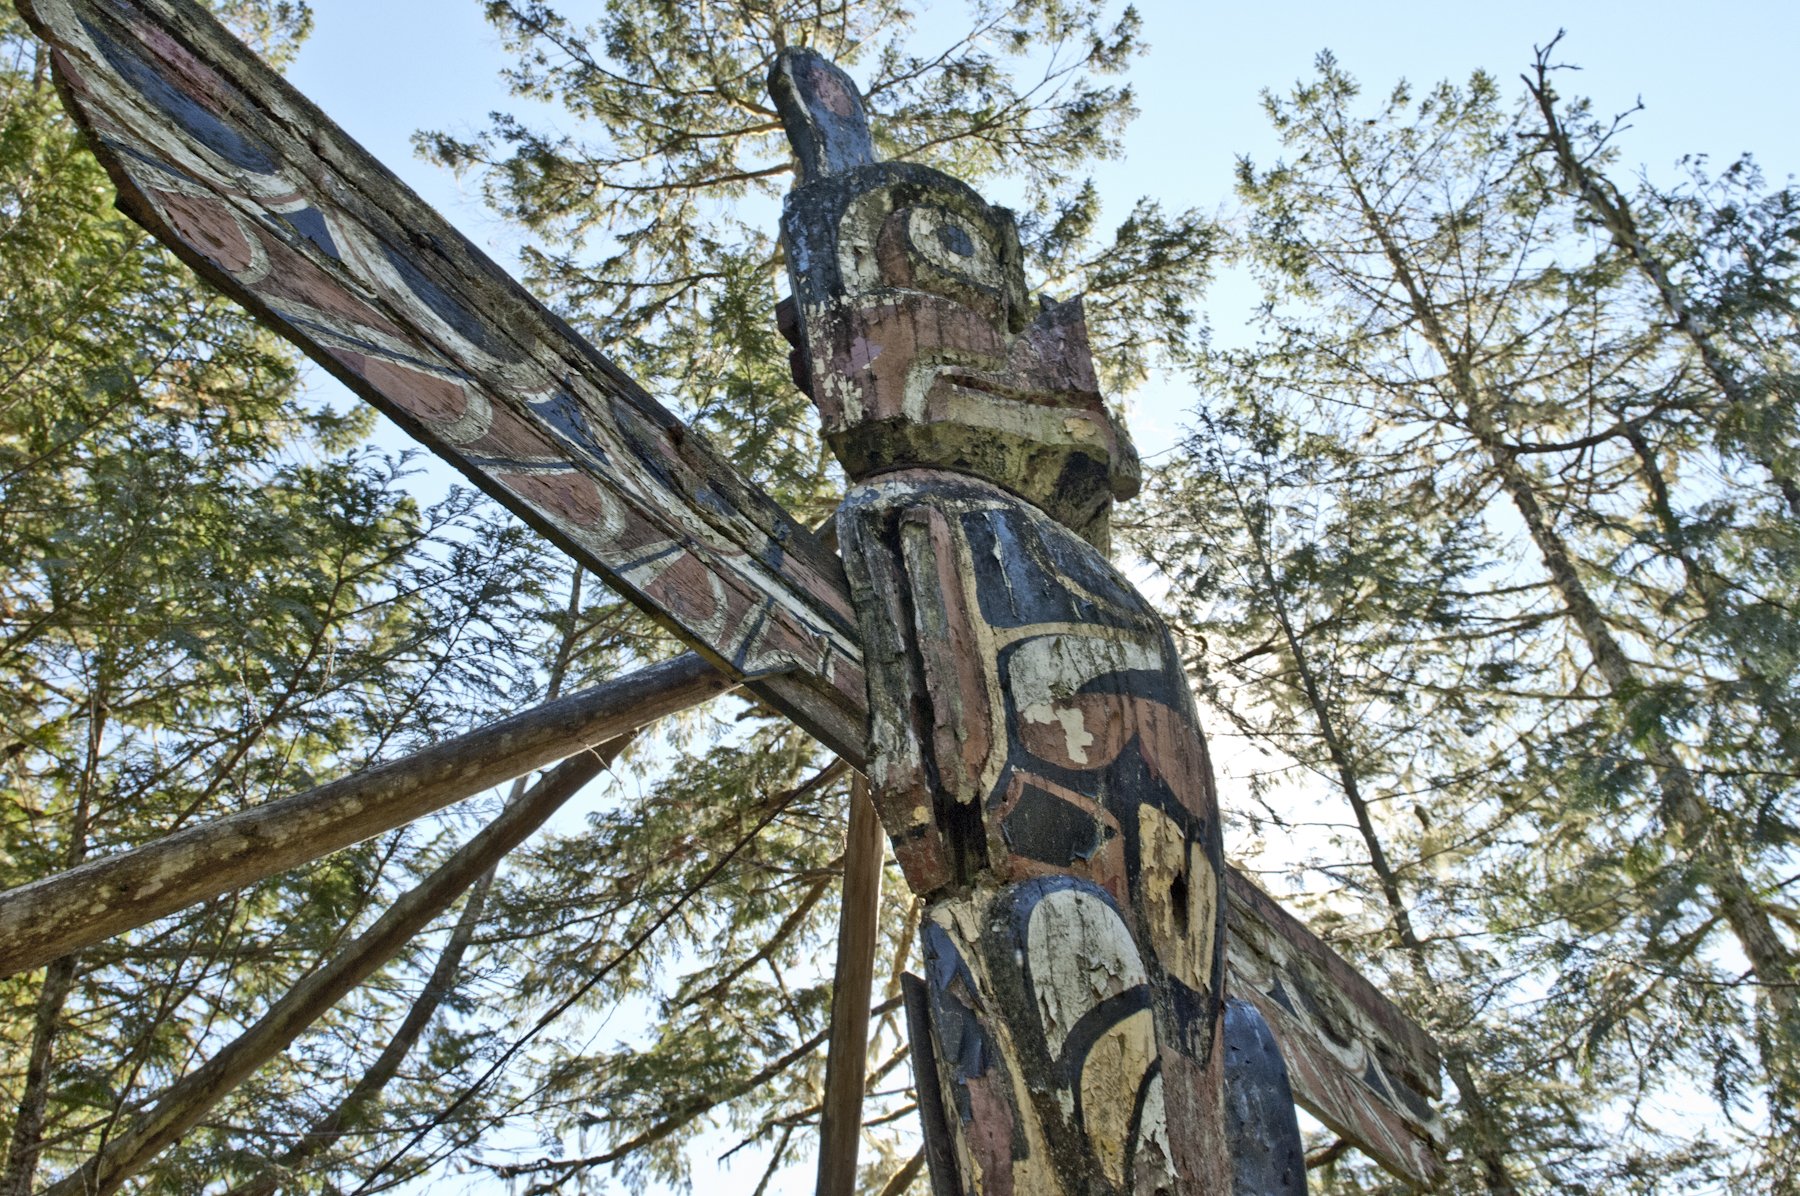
[903, 206, 1004, 293]
[834, 184, 1026, 330]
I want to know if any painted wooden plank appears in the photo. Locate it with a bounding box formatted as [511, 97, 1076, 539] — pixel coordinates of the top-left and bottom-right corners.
[14, 0, 1446, 1179]
[1225, 870, 1445, 1189]
[17, 0, 868, 760]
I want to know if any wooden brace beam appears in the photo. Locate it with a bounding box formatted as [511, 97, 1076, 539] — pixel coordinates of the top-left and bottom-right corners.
[0, 654, 731, 977]
[41, 741, 631, 1196]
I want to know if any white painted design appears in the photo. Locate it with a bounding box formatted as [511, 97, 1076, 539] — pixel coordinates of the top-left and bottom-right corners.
[1008, 633, 1161, 764]
[835, 188, 896, 291]
[1024, 886, 1146, 1057]
[1131, 1070, 1178, 1193]
[906, 205, 1004, 289]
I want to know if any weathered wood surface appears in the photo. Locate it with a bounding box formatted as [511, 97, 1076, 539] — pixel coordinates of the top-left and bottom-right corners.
[40, 742, 631, 1196]
[13, 1, 1445, 1180]
[1226, 871, 1445, 1188]
[1223, 998, 1309, 1195]
[815, 776, 885, 1196]
[0, 654, 730, 977]
[843, 473, 1232, 1194]
[772, 53, 1138, 553]
[776, 51, 1230, 1193]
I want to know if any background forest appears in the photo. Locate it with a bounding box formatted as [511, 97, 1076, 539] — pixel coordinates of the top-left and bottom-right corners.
[0, 0, 1795, 1193]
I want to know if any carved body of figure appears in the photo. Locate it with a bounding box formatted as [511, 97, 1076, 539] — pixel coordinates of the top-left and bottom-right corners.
[772, 50, 1240, 1194]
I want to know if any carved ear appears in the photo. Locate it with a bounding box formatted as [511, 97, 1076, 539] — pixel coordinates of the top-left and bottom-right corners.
[769, 48, 877, 182]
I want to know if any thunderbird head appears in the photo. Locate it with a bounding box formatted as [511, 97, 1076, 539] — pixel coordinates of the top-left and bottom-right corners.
[770, 49, 1139, 549]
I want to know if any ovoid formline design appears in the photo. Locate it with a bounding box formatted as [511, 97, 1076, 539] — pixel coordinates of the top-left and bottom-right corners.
[12, 0, 1443, 1183]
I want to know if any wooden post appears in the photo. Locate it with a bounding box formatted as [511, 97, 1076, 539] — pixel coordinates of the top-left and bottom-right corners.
[815, 775, 884, 1196]
[773, 49, 1235, 1192]
[0, 654, 730, 976]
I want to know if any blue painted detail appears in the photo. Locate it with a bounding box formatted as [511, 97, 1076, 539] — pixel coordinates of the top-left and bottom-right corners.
[84, 19, 275, 174]
[378, 240, 507, 356]
[693, 483, 738, 520]
[962, 506, 1145, 631]
[921, 920, 992, 1126]
[769, 49, 877, 182]
[1224, 999, 1309, 1195]
[100, 136, 195, 185]
[457, 455, 546, 471]
[618, 417, 682, 496]
[272, 206, 341, 261]
[937, 221, 975, 257]
[1001, 873, 1120, 949]
[528, 393, 611, 468]
[617, 542, 685, 574]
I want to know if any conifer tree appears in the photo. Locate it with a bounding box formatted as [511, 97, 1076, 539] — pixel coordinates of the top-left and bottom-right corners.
[2, 0, 1220, 1189]
[0, 6, 599, 1190]
[1138, 50, 1798, 1192]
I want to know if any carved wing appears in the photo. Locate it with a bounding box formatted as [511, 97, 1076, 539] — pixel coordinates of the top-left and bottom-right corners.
[18, 0, 867, 754]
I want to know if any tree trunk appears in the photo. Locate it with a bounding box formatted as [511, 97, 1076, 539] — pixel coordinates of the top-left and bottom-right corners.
[1, 677, 104, 1195]
[1334, 150, 1800, 1100]
[1623, 424, 1800, 759]
[218, 867, 496, 1196]
[0, 955, 77, 1196]
[1243, 491, 1521, 1196]
[1472, 416, 1799, 1037]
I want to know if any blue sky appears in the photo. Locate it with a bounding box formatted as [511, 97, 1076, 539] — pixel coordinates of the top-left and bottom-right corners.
[286, 0, 1799, 461]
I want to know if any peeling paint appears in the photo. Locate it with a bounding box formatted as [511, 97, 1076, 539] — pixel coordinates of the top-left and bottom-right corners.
[1079, 1008, 1157, 1186]
[1024, 886, 1146, 1056]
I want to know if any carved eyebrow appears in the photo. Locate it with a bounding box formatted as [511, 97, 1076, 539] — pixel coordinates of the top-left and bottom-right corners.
[768, 48, 877, 183]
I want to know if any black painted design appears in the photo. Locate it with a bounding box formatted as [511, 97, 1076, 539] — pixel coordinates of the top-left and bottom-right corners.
[1224, 999, 1309, 1196]
[84, 18, 275, 172]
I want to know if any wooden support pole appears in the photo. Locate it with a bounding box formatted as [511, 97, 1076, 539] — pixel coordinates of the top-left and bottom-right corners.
[41, 740, 628, 1196]
[0, 654, 731, 977]
[900, 972, 961, 1196]
[815, 775, 884, 1196]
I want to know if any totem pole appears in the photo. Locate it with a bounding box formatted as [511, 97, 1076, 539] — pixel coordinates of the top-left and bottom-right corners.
[772, 50, 1301, 1194]
[4, 1, 1437, 1185]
